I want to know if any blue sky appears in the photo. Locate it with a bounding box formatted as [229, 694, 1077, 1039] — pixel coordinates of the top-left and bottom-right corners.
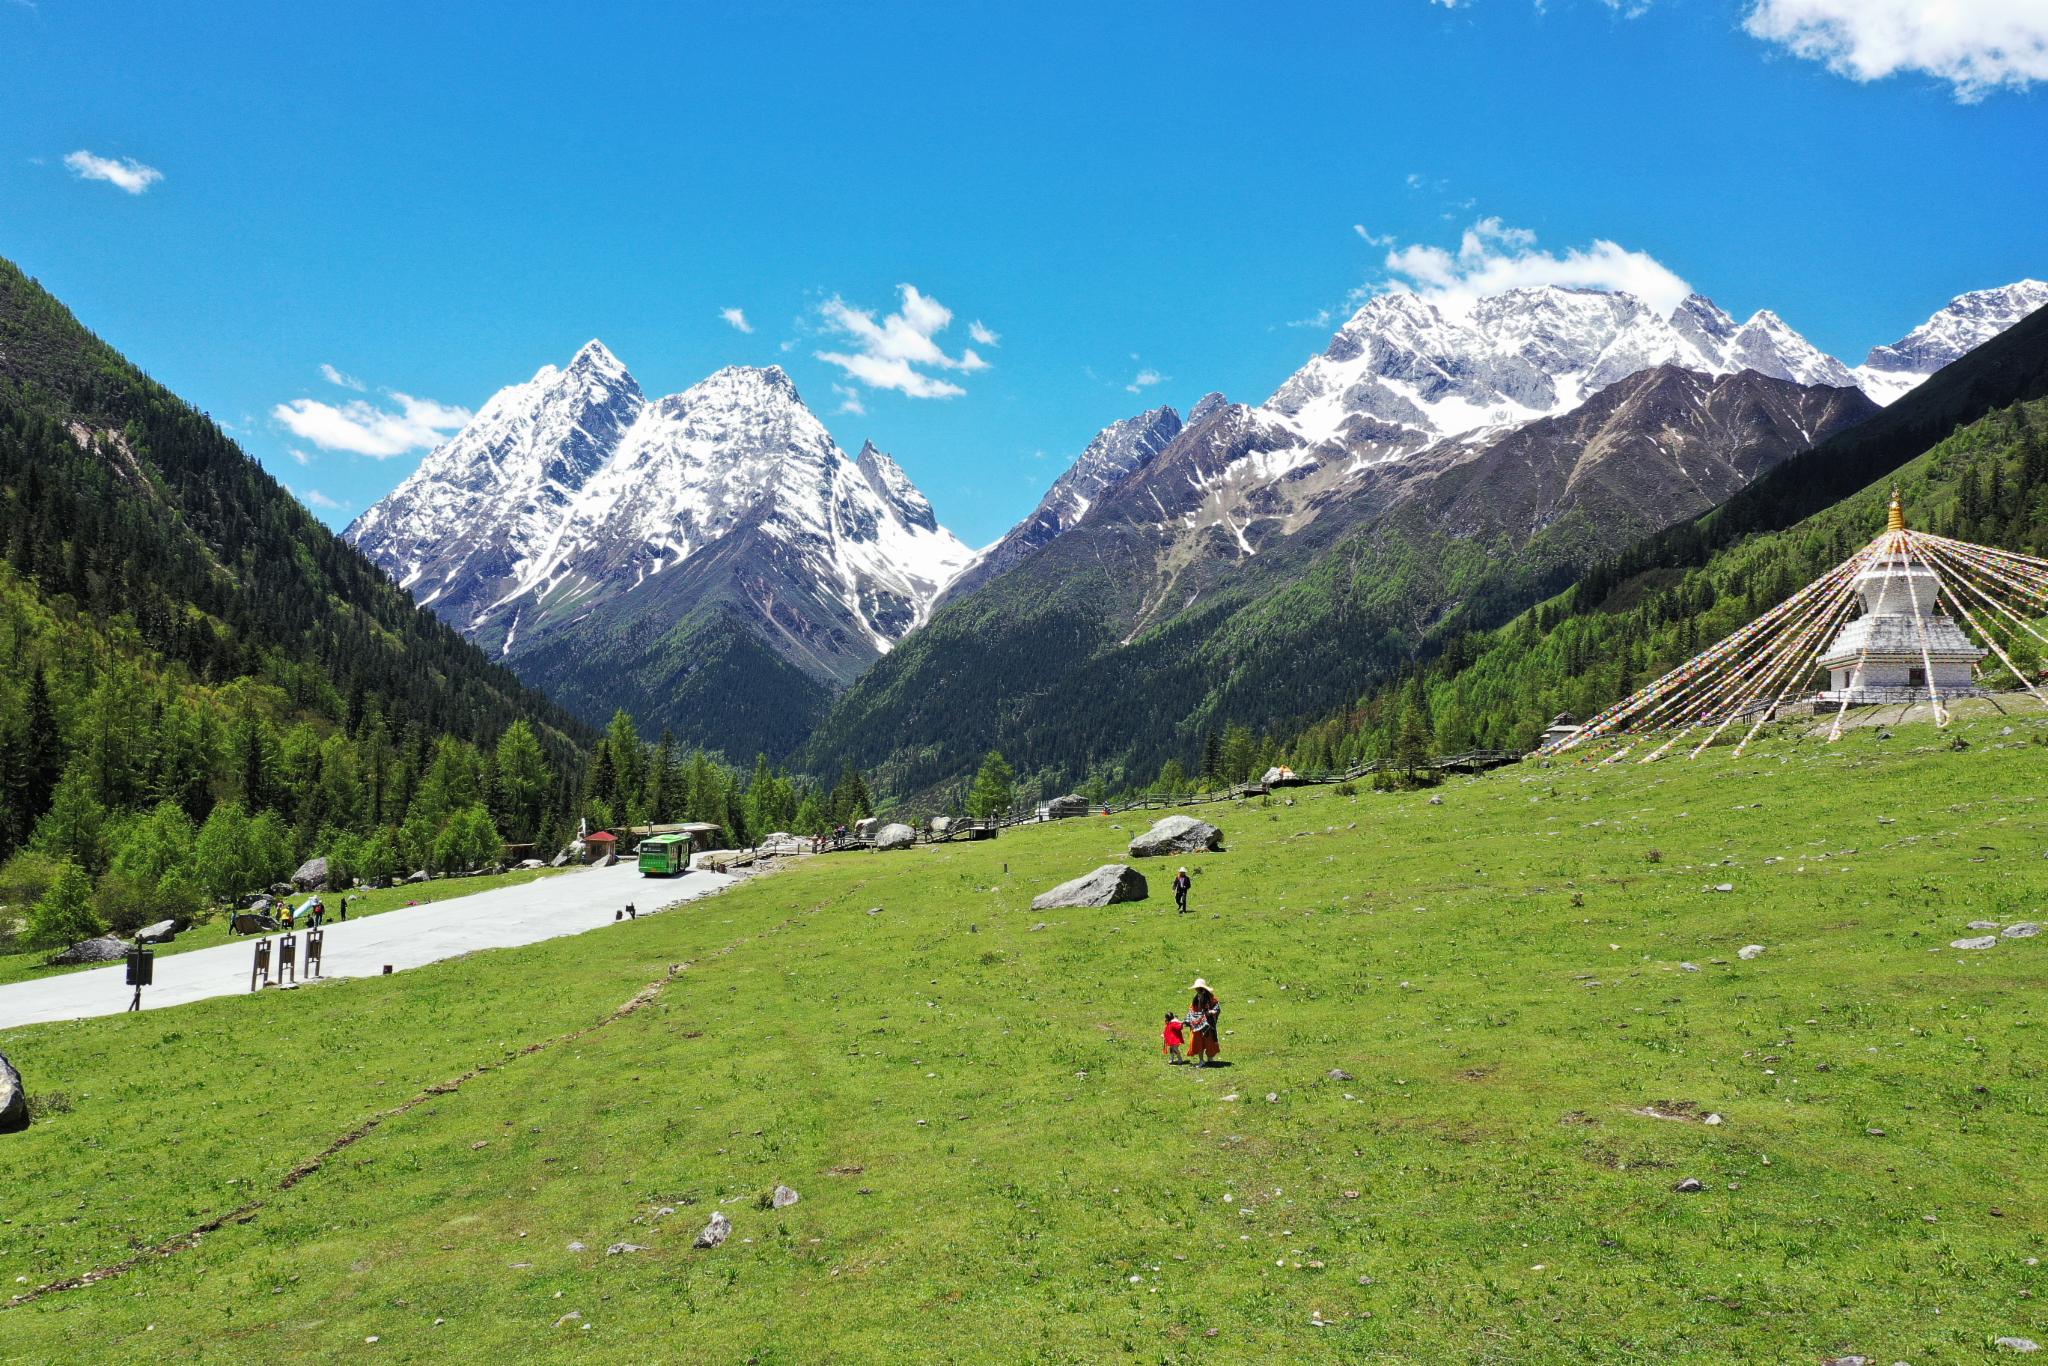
[3, 1, 2044, 545]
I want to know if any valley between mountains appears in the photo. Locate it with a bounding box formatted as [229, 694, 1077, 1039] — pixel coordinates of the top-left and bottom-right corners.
[345, 279, 2048, 797]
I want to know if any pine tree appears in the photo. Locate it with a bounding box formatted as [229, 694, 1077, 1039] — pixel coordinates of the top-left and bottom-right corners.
[966, 750, 1016, 820]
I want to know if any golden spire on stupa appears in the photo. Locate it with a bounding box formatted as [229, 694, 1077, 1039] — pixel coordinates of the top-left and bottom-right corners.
[1887, 486, 1906, 533]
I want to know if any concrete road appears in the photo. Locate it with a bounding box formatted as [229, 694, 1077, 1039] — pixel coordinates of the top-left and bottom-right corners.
[0, 862, 736, 1031]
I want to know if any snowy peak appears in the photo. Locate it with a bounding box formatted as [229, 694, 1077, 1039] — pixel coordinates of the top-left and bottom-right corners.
[1852, 280, 2048, 404]
[1044, 404, 1183, 528]
[1259, 282, 1872, 461]
[347, 343, 969, 680]
[856, 442, 937, 532]
[936, 403, 1184, 606]
[1186, 392, 1230, 426]
[1670, 293, 1740, 353]
[1722, 309, 1856, 389]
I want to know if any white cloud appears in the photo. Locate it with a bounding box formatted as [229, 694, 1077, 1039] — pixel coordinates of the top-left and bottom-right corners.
[294, 488, 345, 511]
[64, 150, 162, 195]
[287, 447, 314, 466]
[1352, 224, 1395, 246]
[1376, 216, 1693, 317]
[1126, 368, 1166, 394]
[969, 320, 1000, 346]
[319, 363, 365, 391]
[720, 307, 754, 333]
[815, 284, 988, 400]
[272, 391, 472, 459]
[1744, 0, 2048, 100]
[831, 383, 867, 416]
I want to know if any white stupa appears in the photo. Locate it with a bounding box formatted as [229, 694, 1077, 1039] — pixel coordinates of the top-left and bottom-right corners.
[1816, 491, 1986, 705]
[1542, 486, 2048, 761]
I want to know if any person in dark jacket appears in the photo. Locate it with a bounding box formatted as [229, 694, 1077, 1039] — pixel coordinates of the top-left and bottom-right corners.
[1173, 867, 1192, 914]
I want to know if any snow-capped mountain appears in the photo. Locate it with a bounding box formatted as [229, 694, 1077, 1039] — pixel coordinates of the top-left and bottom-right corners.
[1852, 280, 2048, 405]
[938, 404, 1185, 605]
[1264, 285, 1856, 455]
[346, 345, 970, 754]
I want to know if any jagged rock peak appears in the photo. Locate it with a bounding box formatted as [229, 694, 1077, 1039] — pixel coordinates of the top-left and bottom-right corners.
[856, 441, 938, 531]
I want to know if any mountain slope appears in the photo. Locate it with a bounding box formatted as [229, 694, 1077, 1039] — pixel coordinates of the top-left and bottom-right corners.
[800, 365, 1871, 799]
[0, 254, 593, 895]
[348, 349, 970, 759]
[0, 256, 588, 763]
[939, 404, 1183, 606]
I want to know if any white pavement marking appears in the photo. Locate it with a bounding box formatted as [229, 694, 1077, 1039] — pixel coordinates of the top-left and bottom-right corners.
[0, 863, 737, 1031]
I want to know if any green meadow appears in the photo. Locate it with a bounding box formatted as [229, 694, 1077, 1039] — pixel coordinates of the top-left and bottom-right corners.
[3, 708, 2046, 1363]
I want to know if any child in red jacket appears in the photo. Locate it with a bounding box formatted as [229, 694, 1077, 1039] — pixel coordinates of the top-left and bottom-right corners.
[1162, 1013, 1186, 1064]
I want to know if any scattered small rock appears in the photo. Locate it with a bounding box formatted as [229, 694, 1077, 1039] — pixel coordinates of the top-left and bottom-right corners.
[771, 1185, 801, 1209]
[605, 1242, 645, 1256]
[1265, 1092, 1279, 1103]
[1969, 920, 2002, 930]
[1951, 936, 1999, 950]
[1673, 1177, 1704, 1193]
[566, 1241, 586, 1252]
[1679, 962, 1701, 972]
[694, 1212, 732, 1249]
[1738, 944, 1765, 960]
[1703, 1113, 1723, 1126]
[1427, 796, 1443, 806]
[1327, 1068, 1355, 1082]
[1712, 883, 1734, 893]
[1996, 1339, 2041, 1354]
[2003, 922, 2040, 939]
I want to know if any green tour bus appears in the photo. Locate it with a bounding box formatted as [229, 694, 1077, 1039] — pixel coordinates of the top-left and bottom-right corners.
[636, 833, 691, 877]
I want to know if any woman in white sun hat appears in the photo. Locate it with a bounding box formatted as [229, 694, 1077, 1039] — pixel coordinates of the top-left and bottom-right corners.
[1186, 978, 1222, 1066]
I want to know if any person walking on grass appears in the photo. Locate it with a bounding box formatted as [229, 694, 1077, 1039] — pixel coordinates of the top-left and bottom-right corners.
[1173, 867, 1192, 914]
[1163, 1013, 1186, 1064]
[1186, 978, 1222, 1066]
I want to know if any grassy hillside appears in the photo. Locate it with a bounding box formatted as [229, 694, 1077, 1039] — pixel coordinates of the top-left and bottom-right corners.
[1279, 395, 2048, 771]
[4, 708, 2045, 1361]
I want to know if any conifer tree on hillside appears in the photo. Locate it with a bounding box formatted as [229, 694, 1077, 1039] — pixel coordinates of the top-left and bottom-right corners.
[966, 750, 1015, 820]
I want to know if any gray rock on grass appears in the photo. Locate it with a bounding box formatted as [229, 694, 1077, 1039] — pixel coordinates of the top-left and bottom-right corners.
[695, 1211, 732, 1249]
[47, 935, 129, 966]
[0, 1051, 27, 1134]
[136, 919, 181, 945]
[873, 823, 916, 851]
[291, 857, 330, 890]
[1968, 920, 2002, 930]
[1031, 864, 1149, 910]
[1996, 1339, 2041, 1354]
[1672, 1177, 1703, 1193]
[1737, 944, 1765, 960]
[1951, 936, 1999, 950]
[2001, 922, 2040, 939]
[771, 1184, 801, 1209]
[1129, 815, 1223, 858]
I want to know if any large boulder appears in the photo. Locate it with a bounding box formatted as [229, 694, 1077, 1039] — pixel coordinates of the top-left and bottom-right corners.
[291, 857, 330, 891]
[268, 882, 294, 898]
[854, 817, 881, 840]
[1043, 794, 1090, 820]
[0, 1051, 26, 1133]
[406, 868, 431, 884]
[136, 919, 181, 945]
[1262, 765, 1298, 787]
[1129, 815, 1223, 858]
[1032, 864, 1148, 910]
[515, 858, 545, 871]
[874, 823, 917, 851]
[47, 935, 129, 966]
[929, 816, 956, 838]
